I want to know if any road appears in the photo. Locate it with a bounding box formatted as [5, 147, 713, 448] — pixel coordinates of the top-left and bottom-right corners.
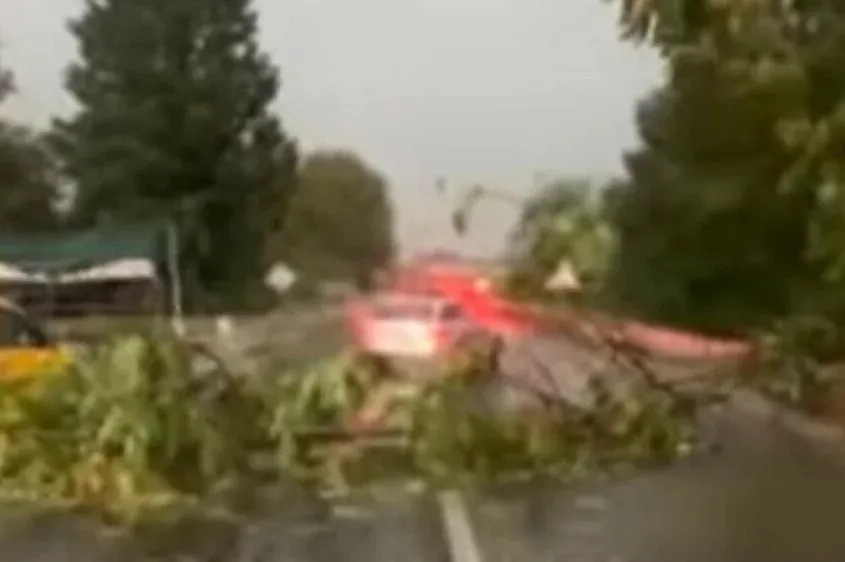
[189, 302, 349, 370]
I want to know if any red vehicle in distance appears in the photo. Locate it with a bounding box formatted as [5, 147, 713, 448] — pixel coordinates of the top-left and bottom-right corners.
[344, 254, 753, 430]
[348, 254, 753, 363]
[346, 256, 544, 370]
[346, 293, 486, 361]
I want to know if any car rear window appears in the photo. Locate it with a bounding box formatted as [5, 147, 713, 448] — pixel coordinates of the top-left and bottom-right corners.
[372, 299, 437, 320]
[439, 303, 465, 320]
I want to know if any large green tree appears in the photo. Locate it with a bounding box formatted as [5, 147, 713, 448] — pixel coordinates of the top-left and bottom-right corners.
[607, 79, 817, 333]
[50, 0, 298, 300]
[601, 0, 845, 333]
[283, 150, 395, 282]
[0, 51, 60, 231]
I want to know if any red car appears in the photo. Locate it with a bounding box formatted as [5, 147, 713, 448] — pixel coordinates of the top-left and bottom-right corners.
[347, 258, 545, 369]
[348, 293, 489, 358]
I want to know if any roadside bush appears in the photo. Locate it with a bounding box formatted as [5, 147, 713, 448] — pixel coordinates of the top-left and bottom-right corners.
[751, 316, 841, 411]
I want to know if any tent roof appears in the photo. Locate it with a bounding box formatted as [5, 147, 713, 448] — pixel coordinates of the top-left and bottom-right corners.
[0, 223, 165, 272]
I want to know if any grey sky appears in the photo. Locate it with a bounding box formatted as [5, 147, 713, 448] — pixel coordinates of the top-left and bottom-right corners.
[0, 0, 660, 257]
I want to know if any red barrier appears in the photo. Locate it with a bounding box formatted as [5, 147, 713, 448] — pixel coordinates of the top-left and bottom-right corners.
[478, 299, 753, 360]
[611, 320, 752, 359]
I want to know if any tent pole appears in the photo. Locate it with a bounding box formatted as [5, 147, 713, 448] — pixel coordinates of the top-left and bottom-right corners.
[167, 221, 185, 336]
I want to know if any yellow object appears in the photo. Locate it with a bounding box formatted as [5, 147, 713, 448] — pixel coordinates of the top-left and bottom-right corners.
[0, 297, 74, 381]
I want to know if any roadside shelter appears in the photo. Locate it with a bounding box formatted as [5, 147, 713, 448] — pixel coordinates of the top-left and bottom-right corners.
[0, 223, 181, 319]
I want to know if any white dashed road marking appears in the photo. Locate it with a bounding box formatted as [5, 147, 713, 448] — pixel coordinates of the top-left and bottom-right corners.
[438, 490, 483, 562]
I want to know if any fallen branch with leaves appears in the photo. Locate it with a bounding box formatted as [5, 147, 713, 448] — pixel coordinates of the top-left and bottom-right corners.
[0, 325, 733, 525]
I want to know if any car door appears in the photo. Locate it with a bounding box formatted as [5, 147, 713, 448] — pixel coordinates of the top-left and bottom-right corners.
[0, 307, 62, 381]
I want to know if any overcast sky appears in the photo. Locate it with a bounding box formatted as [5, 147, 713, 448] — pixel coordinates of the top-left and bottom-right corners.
[0, 0, 660, 257]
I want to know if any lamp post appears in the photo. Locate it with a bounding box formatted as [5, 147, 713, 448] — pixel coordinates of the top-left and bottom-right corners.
[167, 219, 185, 336]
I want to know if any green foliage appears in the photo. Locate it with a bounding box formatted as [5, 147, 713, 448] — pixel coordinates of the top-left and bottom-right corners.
[0, 333, 707, 524]
[283, 150, 396, 280]
[266, 352, 702, 491]
[268, 353, 378, 476]
[605, 76, 817, 333]
[446, 180, 615, 300]
[600, 0, 845, 409]
[49, 0, 298, 301]
[0, 334, 260, 523]
[595, 1, 845, 339]
[611, 0, 796, 48]
[408, 372, 698, 484]
[506, 178, 616, 299]
[751, 315, 844, 409]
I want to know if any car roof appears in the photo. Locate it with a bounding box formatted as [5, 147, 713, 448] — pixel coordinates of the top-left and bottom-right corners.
[369, 293, 460, 318]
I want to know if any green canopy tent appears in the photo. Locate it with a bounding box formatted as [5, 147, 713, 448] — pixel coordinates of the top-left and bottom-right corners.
[0, 222, 182, 323]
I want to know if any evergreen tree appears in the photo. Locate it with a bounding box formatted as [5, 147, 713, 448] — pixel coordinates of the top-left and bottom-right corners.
[603, 0, 845, 334]
[51, 0, 298, 301]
